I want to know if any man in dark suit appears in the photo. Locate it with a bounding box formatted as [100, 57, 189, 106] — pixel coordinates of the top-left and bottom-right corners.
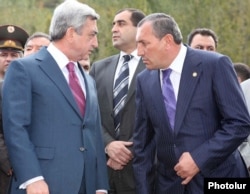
[2, 1, 108, 194]
[133, 13, 250, 194]
[0, 24, 29, 194]
[90, 8, 145, 194]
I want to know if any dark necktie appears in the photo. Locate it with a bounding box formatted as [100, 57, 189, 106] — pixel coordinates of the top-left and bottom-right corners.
[113, 55, 132, 139]
[67, 62, 86, 117]
[162, 68, 176, 130]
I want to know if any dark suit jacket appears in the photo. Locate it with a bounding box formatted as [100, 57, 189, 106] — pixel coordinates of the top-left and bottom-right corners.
[2, 47, 108, 194]
[133, 46, 250, 194]
[90, 54, 145, 190]
[90, 54, 145, 145]
[0, 81, 12, 194]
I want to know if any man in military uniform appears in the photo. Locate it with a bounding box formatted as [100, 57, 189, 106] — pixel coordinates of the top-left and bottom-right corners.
[0, 25, 29, 194]
[0, 25, 29, 80]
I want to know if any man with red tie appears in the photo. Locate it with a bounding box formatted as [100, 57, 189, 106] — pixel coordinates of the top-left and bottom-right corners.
[2, 1, 108, 194]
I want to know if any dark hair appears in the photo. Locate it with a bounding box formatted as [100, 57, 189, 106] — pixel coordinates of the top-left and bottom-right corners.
[234, 62, 250, 82]
[25, 32, 51, 46]
[116, 8, 145, 27]
[138, 13, 183, 44]
[187, 28, 218, 48]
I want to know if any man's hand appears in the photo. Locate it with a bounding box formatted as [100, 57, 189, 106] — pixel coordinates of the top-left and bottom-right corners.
[7, 168, 12, 176]
[107, 158, 124, 170]
[26, 180, 49, 194]
[105, 141, 133, 165]
[174, 152, 200, 185]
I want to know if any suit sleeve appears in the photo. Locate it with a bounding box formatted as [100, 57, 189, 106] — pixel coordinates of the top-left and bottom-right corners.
[2, 60, 42, 184]
[133, 76, 156, 194]
[191, 56, 250, 175]
[89, 62, 116, 146]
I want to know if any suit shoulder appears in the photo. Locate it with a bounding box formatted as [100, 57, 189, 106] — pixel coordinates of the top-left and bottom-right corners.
[92, 54, 119, 66]
[90, 54, 119, 75]
[137, 69, 156, 81]
[16, 47, 50, 65]
[187, 48, 232, 69]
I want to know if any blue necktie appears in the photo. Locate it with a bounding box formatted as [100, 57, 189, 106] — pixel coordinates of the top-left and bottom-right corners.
[113, 55, 132, 139]
[162, 68, 176, 130]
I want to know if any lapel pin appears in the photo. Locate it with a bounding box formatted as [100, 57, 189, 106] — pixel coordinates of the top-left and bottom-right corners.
[192, 72, 197, 77]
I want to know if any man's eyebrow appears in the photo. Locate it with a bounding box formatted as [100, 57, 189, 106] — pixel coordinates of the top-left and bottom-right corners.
[113, 20, 126, 25]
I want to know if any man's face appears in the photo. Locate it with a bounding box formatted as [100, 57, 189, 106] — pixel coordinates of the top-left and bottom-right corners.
[71, 18, 98, 61]
[79, 55, 90, 73]
[112, 11, 137, 52]
[24, 37, 50, 56]
[190, 34, 216, 51]
[136, 22, 167, 70]
[0, 49, 22, 77]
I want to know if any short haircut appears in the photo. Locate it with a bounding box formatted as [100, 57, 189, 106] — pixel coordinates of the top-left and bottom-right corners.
[234, 62, 250, 82]
[115, 8, 145, 27]
[138, 13, 183, 44]
[187, 28, 218, 48]
[25, 32, 51, 47]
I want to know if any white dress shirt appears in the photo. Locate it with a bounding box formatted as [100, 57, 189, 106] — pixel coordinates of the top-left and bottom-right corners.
[160, 44, 187, 100]
[114, 50, 140, 88]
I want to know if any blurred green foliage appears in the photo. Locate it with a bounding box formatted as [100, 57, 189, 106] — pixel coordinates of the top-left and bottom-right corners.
[0, 0, 249, 64]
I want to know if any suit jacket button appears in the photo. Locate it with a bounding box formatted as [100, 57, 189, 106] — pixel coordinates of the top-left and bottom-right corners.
[79, 147, 85, 152]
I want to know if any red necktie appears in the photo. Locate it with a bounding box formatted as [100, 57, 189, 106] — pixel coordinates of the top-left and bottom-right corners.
[67, 62, 86, 117]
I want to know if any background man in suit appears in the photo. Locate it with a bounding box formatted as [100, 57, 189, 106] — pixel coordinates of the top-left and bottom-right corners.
[0, 24, 29, 194]
[133, 13, 250, 194]
[239, 78, 250, 175]
[24, 32, 51, 57]
[187, 28, 218, 51]
[79, 54, 91, 73]
[233, 62, 250, 83]
[2, 1, 108, 194]
[90, 8, 145, 194]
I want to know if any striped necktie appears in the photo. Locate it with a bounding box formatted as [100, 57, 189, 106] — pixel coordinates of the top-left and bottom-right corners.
[113, 55, 132, 139]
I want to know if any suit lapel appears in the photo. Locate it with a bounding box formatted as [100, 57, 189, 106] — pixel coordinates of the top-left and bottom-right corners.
[149, 70, 174, 131]
[126, 58, 145, 103]
[104, 56, 145, 114]
[77, 63, 89, 120]
[106, 55, 120, 109]
[174, 48, 202, 134]
[37, 48, 82, 119]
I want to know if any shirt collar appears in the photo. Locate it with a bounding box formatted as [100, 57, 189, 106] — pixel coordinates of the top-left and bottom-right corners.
[47, 43, 76, 70]
[119, 50, 140, 62]
[161, 44, 187, 74]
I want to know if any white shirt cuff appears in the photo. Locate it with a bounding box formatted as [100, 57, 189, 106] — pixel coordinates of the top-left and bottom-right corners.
[19, 176, 44, 189]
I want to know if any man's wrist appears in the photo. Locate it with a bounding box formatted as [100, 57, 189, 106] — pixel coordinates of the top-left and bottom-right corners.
[105, 142, 111, 154]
